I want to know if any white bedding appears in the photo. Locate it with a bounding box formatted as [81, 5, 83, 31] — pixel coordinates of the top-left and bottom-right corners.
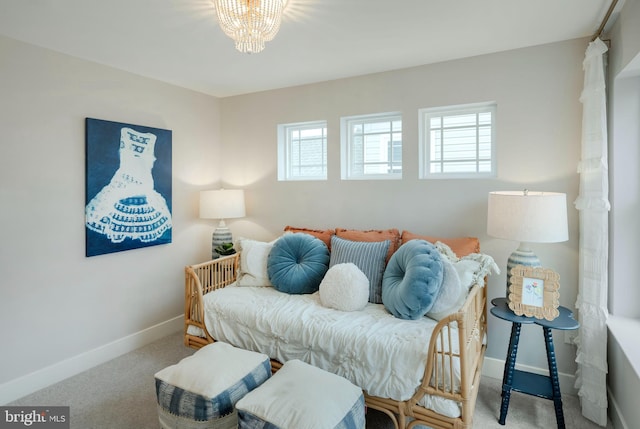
[201, 284, 462, 418]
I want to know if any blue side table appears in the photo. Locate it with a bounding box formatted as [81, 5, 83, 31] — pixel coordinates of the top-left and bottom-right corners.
[490, 297, 579, 429]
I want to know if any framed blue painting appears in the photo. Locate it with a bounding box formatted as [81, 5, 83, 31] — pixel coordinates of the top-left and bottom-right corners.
[85, 118, 172, 257]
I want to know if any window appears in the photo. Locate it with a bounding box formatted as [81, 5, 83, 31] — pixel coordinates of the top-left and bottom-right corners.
[277, 121, 327, 181]
[419, 103, 496, 179]
[341, 112, 402, 180]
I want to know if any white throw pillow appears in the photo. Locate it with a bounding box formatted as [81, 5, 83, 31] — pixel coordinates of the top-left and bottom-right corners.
[236, 237, 277, 286]
[427, 244, 501, 320]
[454, 259, 482, 289]
[319, 263, 369, 311]
[427, 258, 467, 321]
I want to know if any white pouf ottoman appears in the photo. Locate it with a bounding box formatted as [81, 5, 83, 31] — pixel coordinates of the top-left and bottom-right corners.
[236, 360, 365, 429]
[155, 342, 271, 429]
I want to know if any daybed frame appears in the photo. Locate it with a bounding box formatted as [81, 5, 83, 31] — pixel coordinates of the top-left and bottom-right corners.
[184, 253, 487, 429]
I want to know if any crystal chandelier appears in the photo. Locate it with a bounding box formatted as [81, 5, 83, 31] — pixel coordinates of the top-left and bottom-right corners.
[213, 0, 287, 54]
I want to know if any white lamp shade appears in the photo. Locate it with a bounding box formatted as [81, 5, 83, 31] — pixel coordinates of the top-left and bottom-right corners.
[487, 191, 568, 243]
[199, 189, 246, 220]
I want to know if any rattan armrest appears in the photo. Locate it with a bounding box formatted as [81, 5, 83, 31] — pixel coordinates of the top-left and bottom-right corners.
[184, 253, 240, 349]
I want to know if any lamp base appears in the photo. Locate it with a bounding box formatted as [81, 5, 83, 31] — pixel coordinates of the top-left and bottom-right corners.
[506, 244, 541, 297]
[212, 226, 233, 259]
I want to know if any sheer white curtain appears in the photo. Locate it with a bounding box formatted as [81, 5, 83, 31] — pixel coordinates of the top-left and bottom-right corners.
[573, 37, 610, 426]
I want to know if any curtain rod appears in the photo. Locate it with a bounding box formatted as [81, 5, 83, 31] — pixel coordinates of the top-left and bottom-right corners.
[591, 0, 619, 42]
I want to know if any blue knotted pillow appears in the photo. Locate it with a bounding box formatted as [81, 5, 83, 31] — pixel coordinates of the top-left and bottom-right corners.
[267, 233, 330, 294]
[381, 239, 444, 320]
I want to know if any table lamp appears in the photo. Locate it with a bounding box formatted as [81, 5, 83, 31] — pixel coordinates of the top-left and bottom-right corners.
[487, 190, 568, 296]
[200, 189, 246, 259]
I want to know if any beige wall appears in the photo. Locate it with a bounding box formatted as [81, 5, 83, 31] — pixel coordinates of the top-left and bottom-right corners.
[0, 35, 221, 401]
[220, 39, 586, 377]
[0, 33, 591, 403]
[607, 0, 640, 427]
[609, 0, 640, 320]
[609, 0, 640, 80]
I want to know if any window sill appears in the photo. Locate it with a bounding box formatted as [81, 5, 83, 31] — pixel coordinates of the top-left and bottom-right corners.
[607, 315, 640, 378]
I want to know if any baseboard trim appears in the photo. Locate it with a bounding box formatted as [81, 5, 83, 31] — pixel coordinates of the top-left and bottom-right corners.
[481, 356, 578, 396]
[608, 386, 629, 429]
[0, 315, 183, 405]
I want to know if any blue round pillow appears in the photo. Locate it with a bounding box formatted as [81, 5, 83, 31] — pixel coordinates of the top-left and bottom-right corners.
[267, 233, 330, 294]
[382, 239, 444, 320]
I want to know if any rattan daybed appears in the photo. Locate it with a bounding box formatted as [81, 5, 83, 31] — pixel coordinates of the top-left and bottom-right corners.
[184, 237, 487, 429]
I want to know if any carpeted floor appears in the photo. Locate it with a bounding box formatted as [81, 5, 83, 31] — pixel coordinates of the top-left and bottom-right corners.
[8, 331, 612, 429]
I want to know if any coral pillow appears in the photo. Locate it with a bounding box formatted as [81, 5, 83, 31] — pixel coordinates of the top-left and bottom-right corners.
[267, 233, 330, 294]
[400, 231, 479, 258]
[284, 226, 335, 250]
[381, 240, 444, 320]
[319, 263, 369, 312]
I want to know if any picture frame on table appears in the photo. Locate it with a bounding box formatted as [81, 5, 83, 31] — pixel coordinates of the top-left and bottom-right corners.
[508, 265, 560, 321]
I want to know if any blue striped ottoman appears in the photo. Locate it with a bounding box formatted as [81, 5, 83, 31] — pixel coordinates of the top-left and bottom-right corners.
[155, 342, 271, 429]
[236, 360, 365, 429]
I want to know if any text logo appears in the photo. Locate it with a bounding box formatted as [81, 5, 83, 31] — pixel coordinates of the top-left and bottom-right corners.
[0, 407, 69, 429]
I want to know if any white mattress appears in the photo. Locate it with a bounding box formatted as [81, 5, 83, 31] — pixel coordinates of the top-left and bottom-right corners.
[202, 284, 462, 418]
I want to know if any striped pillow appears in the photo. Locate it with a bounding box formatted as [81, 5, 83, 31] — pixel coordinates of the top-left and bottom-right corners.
[329, 236, 390, 303]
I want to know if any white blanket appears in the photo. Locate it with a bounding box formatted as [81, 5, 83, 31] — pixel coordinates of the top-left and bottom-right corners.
[202, 284, 461, 418]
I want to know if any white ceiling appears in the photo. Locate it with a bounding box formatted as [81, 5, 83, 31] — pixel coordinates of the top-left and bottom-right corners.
[0, 0, 617, 97]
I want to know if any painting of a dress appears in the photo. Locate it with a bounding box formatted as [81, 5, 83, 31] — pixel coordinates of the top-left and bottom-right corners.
[85, 118, 172, 257]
